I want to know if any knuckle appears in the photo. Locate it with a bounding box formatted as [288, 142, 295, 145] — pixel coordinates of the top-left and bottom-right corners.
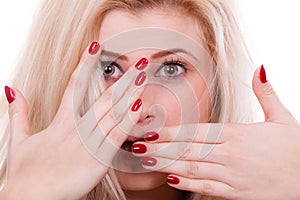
[187, 161, 199, 178]
[262, 83, 275, 96]
[9, 104, 21, 119]
[81, 53, 94, 66]
[67, 74, 77, 89]
[184, 129, 197, 141]
[201, 182, 214, 195]
[68, 72, 85, 92]
[101, 88, 113, 104]
[110, 128, 126, 145]
[180, 145, 191, 158]
[108, 109, 123, 123]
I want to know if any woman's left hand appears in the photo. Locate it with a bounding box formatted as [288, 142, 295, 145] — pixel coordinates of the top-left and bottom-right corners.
[132, 67, 300, 200]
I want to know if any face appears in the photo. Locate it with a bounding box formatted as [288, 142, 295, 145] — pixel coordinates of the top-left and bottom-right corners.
[98, 8, 212, 191]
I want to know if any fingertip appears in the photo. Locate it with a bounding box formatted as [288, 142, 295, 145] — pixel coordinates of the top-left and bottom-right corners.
[135, 57, 149, 70]
[252, 65, 272, 95]
[4, 85, 16, 104]
[144, 131, 160, 142]
[131, 98, 143, 112]
[88, 41, 101, 56]
[166, 175, 180, 185]
[259, 65, 267, 84]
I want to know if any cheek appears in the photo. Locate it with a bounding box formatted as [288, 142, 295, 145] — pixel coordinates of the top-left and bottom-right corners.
[160, 94, 182, 125]
[150, 87, 191, 126]
[190, 75, 212, 122]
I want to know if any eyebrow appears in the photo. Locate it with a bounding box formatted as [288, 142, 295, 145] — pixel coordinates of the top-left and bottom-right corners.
[100, 48, 197, 61]
[150, 48, 198, 60]
[100, 50, 128, 61]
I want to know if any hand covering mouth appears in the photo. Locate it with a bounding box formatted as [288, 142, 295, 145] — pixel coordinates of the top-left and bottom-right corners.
[121, 136, 145, 152]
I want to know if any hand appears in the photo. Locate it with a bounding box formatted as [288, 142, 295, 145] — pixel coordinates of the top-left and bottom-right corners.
[1, 42, 144, 200]
[133, 67, 300, 200]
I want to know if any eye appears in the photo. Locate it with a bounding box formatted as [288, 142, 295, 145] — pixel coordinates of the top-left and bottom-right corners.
[155, 61, 187, 78]
[100, 61, 123, 79]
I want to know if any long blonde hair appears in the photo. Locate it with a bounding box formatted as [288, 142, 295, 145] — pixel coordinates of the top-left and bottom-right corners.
[0, 0, 255, 199]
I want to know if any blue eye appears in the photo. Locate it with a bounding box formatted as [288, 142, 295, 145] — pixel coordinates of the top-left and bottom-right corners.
[155, 61, 187, 78]
[100, 61, 123, 79]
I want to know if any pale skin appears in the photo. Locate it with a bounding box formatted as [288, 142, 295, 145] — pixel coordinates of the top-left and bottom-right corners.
[1, 8, 300, 200]
[99, 9, 211, 199]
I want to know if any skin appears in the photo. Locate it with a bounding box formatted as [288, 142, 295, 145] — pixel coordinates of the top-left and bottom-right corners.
[99, 9, 211, 198]
[1, 7, 300, 200]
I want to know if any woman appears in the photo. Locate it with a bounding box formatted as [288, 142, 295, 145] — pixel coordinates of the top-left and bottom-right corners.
[1, 0, 300, 199]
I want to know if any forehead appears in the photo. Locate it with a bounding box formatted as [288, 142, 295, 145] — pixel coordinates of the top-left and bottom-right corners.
[98, 9, 213, 83]
[99, 9, 204, 45]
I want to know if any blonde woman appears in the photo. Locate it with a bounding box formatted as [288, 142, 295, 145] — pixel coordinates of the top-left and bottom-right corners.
[1, 0, 300, 199]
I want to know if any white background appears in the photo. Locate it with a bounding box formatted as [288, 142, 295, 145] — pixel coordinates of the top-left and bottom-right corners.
[0, 1, 299, 120]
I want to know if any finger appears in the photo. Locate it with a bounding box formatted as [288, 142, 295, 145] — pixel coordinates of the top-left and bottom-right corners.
[145, 123, 226, 144]
[94, 86, 144, 137]
[252, 65, 293, 123]
[132, 142, 224, 164]
[80, 58, 148, 138]
[94, 100, 144, 165]
[59, 41, 101, 115]
[78, 68, 134, 137]
[166, 175, 236, 199]
[5, 86, 30, 146]
[81, 86, 144, 152]
[141, 157, 227, 181]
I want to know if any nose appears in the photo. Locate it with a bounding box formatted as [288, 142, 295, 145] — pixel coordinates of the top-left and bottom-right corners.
[134, 84, 168, 133]
[136, 85, 156, 126]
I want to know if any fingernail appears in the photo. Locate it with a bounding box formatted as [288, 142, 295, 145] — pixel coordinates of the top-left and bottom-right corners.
[140, 157, 157, 166]
[135, 58, 148, 70]
[135, 71, 147, 86]
[260, 65, 267, 83]
[132, 143, 147, 154]
[88, 41, 100, 55]
[4, 86, 16, 104]
[144, 131, 159, 141]
[166, 175, 180, 185]
[131, 98, 142, 112]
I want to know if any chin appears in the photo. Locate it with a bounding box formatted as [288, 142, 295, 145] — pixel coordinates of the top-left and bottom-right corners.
[115, 170, 167, 191]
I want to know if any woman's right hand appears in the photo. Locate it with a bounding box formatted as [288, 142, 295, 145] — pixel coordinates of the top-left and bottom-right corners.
[0, 42, 145, 200]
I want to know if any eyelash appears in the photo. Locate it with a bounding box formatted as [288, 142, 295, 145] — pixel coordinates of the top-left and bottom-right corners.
[99, 57, 188, 80]
[156, 57, 188, 79]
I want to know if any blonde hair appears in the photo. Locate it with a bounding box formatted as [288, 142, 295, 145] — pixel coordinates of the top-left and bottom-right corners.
[0, 0, 256, 199]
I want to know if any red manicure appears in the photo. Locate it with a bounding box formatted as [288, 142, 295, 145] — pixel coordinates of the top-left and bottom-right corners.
[135, 58, 148, 70]
[144, 132, 159, 141]
[131, 98, 142, 112]
[4, 86, 16, 104]
[140, 157, 157, 166]
[259, 65, 267, 83]
[132, 143, 147, 154]
[88, 42, 100, 55]
[166, 175, 180, 185]
[135, 71, 147, 86]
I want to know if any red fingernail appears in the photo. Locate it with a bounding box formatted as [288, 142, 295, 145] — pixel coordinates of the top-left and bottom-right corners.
[260, 65, 267, 83]
[4, 86, 16, 104]
[135, 71, 147, 86]
[132, 143, 147, 154]
[166, 175, 180, 185]
[88, 42, 100, 55]
[135, 58, 148, 70]
[140, 157, 157, 166]
[144, 132, 159, 141]
[131, 98, 142, 112]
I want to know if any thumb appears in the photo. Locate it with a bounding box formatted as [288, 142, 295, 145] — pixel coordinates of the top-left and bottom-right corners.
[5, 86, 30, 146]
[252, 65, 292, 122]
